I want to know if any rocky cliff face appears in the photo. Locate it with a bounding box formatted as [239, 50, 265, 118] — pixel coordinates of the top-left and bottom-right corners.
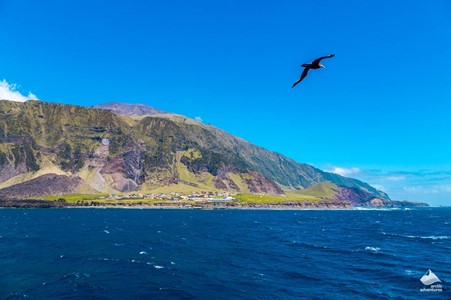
[0, 100, 389, 200]
[93, 102, 167, 116]
[0, 174, 95, 198]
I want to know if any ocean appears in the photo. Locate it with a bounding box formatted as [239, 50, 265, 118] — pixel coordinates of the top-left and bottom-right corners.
[0, 208, 449, 299]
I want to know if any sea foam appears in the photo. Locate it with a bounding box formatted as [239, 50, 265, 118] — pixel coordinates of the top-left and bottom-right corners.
[365, 246, 380, 252]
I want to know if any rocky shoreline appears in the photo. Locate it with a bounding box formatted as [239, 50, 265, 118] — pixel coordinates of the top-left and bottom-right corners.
[0, 199, 70, 208]
[0, 198, 428, 209]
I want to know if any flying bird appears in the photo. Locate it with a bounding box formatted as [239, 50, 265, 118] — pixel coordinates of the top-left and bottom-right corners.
[292, 54, 335, 88]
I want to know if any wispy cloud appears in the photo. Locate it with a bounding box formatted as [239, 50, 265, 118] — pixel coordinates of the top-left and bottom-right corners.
[365, 169, 451, 179]
[326, 166, 361, 177]
[370, 184, 387, 192]
[0, 79, 38, 102]
[194, 116, 203, 123]
[403, 184, 451, 194]
[384, 176, 406, 181]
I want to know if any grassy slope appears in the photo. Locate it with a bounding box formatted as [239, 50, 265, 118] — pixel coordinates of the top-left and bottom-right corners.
[227, 173, 251, 193]
[293, 181, 338, 199]
[43, 193, 108, 203]
[236, 182, 341, 204]
[236, 193, 321, 204]
[175, 150, 219, 190]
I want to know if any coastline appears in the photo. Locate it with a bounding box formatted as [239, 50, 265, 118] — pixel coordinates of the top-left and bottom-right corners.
[0, 202, 351, 210]
[0, 201, 435, 210]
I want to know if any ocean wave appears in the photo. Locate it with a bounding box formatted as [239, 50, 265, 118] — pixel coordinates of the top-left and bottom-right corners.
[382, 232, 450, 240]
[19, 272, 104, 296]
[364, 246, 380, 252]
[295, 242, 353, 255]
[97, 257, 120, 262]
[407, 235, 450, 240]
[283, 270, 319, 282]
[404, 269, 423, 278]
[155, 287, 196, 299]
[61, 272, 90, 280]
[353, 207, 400, 211]
[3, 293, 30, 299]
[351, 247, 396, 258]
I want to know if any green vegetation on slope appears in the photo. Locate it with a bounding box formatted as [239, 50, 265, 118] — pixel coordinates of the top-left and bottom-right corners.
[293, 181, 338, 199]
[42, 193, 108, 203]
[236, 193, 321, 204]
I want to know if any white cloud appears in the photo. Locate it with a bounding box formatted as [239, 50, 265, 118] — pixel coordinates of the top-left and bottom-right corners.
[0, 79, 38, 102]
[370, 184, 387, 192]
[194, 116, 203, 123]
[326, 166, 361, 177]
[384, 176, 406, 181]
[403, 184, 451, 194]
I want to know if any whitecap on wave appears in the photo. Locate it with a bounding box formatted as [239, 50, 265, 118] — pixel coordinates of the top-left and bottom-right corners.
[411, 235, 450, 240]
[365, 246, 380, 252]
[381, 232, 450, 240]
[404, 269, 421, 277]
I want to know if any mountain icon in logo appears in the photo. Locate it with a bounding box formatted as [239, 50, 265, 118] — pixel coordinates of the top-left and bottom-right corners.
[420, 269, 441, 286]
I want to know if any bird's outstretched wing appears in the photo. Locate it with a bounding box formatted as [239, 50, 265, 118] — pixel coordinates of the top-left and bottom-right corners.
[311, 54, 335, 66]
[292, 67, 310, 88]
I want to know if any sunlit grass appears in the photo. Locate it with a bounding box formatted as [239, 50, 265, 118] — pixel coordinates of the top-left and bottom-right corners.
[236, 193, 321, 204]
[42, 193, 108, 203]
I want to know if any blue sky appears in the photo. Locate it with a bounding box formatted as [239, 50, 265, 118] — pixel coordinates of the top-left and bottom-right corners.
[1, 0, 450, 205]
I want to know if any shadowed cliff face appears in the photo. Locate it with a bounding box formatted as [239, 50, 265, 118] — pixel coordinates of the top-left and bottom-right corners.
[0, 100, 389, 199]
[0, 174, 94, 198]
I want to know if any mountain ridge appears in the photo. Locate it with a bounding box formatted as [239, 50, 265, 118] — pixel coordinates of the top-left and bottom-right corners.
[93, 102, 168, 116]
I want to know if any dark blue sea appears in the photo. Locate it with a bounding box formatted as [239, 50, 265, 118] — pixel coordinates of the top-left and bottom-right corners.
[1, 208, 449, 299]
